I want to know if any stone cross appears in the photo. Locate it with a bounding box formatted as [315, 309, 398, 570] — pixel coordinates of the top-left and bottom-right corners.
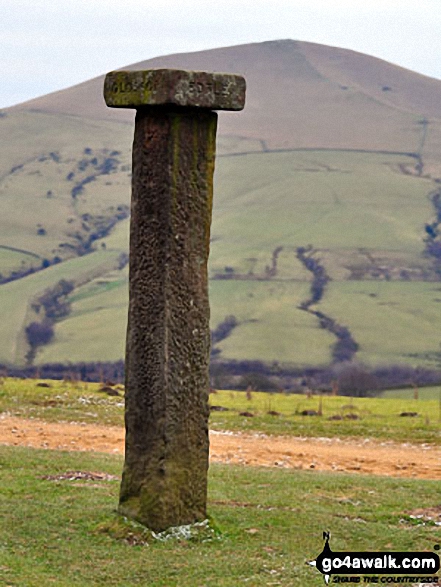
[104, 69, 245, 531]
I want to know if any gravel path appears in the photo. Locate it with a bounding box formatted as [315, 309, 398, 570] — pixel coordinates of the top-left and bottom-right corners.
[1, 415, 441, 479]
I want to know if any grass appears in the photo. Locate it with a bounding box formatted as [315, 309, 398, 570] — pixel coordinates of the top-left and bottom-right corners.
[317, 281, 441, 368]
[0, 111, 132, 267]
[10, 268, 441, 369]
[1, 112, 440, 371]
[94, 217, 130, 251]
[0, 378, 125, 427]
[210, 280, 335, 366]
[0, 250, 123, 365]
[2, 379, 441, 444]
[0, 111, 132, 180]
[382, 386, 441, 400]
[36, 278, 128, 364]
[2, 54, 441, 585]
[1, 445, 440, 586]
[1, 377, 441, 584]
[1, 50, 440, 376]
[0, 247, 41, 276]
[42, 277, 332, 367]
[209, 389, 441, 444]
[43, 278, 336, 367]
[38, 261, 441, 370]
[211, 150, 433, 276]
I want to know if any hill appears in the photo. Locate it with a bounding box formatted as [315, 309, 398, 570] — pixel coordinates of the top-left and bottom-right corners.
[1, 40, 441, 369]
[9, 39, 441, 174]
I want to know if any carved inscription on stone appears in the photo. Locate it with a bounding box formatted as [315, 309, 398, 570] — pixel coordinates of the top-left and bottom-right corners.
[104, 69, 246, 111]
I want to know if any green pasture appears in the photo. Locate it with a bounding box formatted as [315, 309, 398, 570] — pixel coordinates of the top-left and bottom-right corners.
[0, 110, 132, 179]
[381, 386, 441, 400]
[43, 278, 335, 367]
[0, 111, 132, 264]
[1, 444, 440, 586]
[0, 378, 125, 427]
[42, 277, 332, 367]
[1, 374, 441, 583]
[3, 132, 434, 280]
[209, 389, 441, 443]
[2, 379, 441, 444]
[3, 49, 441, 586]
[0, 154, 86, 256]
[0, 146, 131, 260]
[96, 217, 130, 251]
[0, 251, 122, 365]
[37, 279, 128, 364]
[210, 280, 334, 366]
[1, 109, 440, 371]
[211, 150, 434, 277]
[40, 274, 441, 368]
[317, 281, 441, 368]
[0, 246, 41, 278]
[68, 266, 128, 304]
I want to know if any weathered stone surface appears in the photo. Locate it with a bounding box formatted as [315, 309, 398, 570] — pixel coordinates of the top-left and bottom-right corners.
[105, 67, 246, 531]
[104, 69, 246, 111]
[118, 107, 217, 531]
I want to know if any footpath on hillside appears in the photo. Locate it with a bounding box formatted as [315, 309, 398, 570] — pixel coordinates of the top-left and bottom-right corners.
[1, 415, 441, 480]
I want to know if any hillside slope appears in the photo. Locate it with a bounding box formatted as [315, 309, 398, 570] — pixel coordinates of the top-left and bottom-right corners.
[9, 40, 441, 169]
[1, 40, 441, 369]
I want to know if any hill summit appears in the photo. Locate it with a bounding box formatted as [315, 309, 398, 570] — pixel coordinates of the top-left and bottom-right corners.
[9, 39, 441, 175]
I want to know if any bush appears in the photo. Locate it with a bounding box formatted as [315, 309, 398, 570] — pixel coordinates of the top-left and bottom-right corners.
[37, 279, 74, 319]
[237, 372, 278, 392]
[211, 315, 238, 344]
[25, 322, 54, 347]
[334, 363, 378, 397]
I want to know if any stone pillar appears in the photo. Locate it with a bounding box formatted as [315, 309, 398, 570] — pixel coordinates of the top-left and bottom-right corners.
[104, 69, 245, 531]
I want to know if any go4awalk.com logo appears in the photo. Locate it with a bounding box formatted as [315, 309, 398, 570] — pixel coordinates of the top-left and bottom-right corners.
[308, 532, 440, 585]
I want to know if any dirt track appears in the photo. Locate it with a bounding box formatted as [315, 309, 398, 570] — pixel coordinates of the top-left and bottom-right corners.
[1, 415, 441, 479]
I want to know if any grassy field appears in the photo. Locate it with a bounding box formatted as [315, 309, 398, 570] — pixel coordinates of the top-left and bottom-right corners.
[211, 151, 434, 277]
[0, 246, 41, 277]
[317, 281, 441, 367]
[208, 389, 441, 443]
[3, 145, 432, 279]
[36, 267, 129, 365]
[209, 280, 335, 366]
[382, 386, 441, 400]
[1, 445, 440, 586]
[2, 41, 441, 374]
[0, 251, 123, 365]
[16, 148, 438, 368]
[1, 115, 440, 371]
[95, 217, 130, 251]
[1, 377, 441, 584]
[0, 111, 132, 179]
[3, 46, 441, 584]
[37, 275, 128, 364]
[40, 278, 336, 367]
[2, 379, 441, 444]
[39, 273, 441, 369]
[0, 111, 132, 263]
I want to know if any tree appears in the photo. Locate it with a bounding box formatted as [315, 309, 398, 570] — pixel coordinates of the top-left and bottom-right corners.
[334, 363, 378, 397]
[238, 372, 278, 392]
[25, 322, 54, 347]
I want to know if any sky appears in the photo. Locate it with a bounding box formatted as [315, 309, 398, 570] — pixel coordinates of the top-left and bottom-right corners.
[1, 0, 441, 109]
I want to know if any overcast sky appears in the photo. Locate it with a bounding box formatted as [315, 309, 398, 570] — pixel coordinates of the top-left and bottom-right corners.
[1, 0, 441, 109]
